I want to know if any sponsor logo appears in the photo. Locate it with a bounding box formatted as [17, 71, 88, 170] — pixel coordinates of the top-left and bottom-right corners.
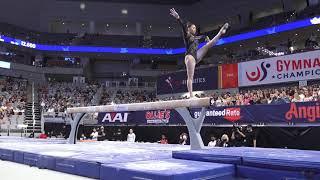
[245, 62, 270, 82]
[182, 77, 206, 85]
[310, 17, 320, 25]
[120, 48, 128, 53]
[165, 76, 174, 91]
[194, 108, 241, 122]
[62, 47, 70, 51]
[145, 110, 171, 124]
[101, 112, 129, 123]
[285, 103, 320, 122]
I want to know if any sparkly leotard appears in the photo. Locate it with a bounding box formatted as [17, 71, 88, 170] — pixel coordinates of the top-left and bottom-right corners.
[178, 18, 206, 62]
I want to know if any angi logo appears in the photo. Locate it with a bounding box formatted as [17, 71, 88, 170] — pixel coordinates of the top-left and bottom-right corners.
[246, 62, 270, 82]
[285, 103, 320, 122]
[102, 112, 129, 123]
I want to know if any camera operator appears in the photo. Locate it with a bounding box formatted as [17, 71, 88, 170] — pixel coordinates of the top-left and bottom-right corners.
[243, 125, 257, 147]
[231, 125, 246, 147]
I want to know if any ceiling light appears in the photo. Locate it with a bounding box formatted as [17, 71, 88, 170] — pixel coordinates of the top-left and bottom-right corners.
[80, 2, 86, 10]
[121, 9, 128, 15]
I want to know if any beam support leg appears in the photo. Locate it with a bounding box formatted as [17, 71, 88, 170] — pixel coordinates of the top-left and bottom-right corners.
[175, 107, 206, 150]
[68, 112, 86, 144]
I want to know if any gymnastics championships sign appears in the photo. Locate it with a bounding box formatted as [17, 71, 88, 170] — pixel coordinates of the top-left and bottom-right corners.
[97, 101, 320, 125]
[238, 50, 320, 87]
[157, 49, 320, 92]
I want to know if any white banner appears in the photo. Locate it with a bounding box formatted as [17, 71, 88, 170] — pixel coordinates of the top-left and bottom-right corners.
[238, 50, 320, 87]
[299, 80, 307, 87]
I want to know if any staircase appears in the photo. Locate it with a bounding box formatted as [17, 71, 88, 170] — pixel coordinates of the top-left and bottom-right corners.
[24, 82, 42, 134]
[24, 102, 42, 134]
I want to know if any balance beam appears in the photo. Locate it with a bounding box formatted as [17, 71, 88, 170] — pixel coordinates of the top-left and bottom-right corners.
[67, 97, 212, 150]
[67, 97, 211, 114]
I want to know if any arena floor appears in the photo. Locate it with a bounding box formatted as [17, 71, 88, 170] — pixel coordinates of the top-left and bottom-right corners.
[1, 136, 320, 180]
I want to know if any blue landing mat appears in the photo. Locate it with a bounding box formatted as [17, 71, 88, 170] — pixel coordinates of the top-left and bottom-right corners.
[237, 166, 320, 180]
[101, 158, 235, 180]
[0, 140, 187, 179]
[172, 147, 242, 164]
[54, 157, 100, 179]
[51, 153, 172, 179]
[0, 148, 14, 161]
[173, 147, 320, 173]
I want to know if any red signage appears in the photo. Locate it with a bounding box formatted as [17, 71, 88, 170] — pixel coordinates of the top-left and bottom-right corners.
[220, 64, 238, 88]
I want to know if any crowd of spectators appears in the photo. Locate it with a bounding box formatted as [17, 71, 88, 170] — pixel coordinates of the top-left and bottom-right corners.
[0, 77, 26, 122]
[40, 81, 320, 111]
[111, 89, 156, 104]
[35, 76, 320, 116]
[209, 83, 320, 107]
[156, 83, 320, 107]
[39, 82, 100, 113]
[0, 77, 27, 129]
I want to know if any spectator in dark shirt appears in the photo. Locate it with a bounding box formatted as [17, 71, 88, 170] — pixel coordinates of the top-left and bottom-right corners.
[97, 126, 106, 141]
[231, 125, 246, 147]
[244, 125, 257, 147]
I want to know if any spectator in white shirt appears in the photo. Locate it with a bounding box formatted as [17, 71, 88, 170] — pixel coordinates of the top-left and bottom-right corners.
[208, 135, 218, 147]
[90, 128, 98, 140]
[179, 133, 188, 145]
[127, 129, 136, 142]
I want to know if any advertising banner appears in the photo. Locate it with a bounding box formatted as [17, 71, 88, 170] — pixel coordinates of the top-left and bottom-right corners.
[238, 50, 320, 87]
[219, 63, 238, 88]
[97, 102, 320, 125]
[157, 67, 218, 95]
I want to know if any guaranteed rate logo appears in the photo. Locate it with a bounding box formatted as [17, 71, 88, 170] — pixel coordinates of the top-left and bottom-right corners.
[145, 110, 171, 124]
[194, 108, 241, 122]
[246, 62, 271, 82]
[285, 103, 320, 122]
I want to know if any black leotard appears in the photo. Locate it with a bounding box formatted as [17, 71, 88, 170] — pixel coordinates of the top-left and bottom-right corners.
[178, 18, 206, 61]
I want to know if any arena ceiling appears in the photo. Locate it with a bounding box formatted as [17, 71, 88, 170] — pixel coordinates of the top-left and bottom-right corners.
[61, 0, 201, 5]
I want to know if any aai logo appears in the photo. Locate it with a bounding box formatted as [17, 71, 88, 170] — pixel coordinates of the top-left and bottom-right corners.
[102, 112, 129, 123]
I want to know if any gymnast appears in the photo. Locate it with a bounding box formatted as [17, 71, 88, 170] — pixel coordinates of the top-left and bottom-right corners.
[170, 8, 229, 98]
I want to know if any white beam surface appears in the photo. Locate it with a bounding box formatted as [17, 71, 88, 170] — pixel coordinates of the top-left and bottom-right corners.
[67, 97, 211, 113]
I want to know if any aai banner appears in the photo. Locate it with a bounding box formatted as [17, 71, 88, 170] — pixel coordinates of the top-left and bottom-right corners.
[97, 102, 320, 125]
[238, 50, 320, 87]
[97, 110, 185, 125]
